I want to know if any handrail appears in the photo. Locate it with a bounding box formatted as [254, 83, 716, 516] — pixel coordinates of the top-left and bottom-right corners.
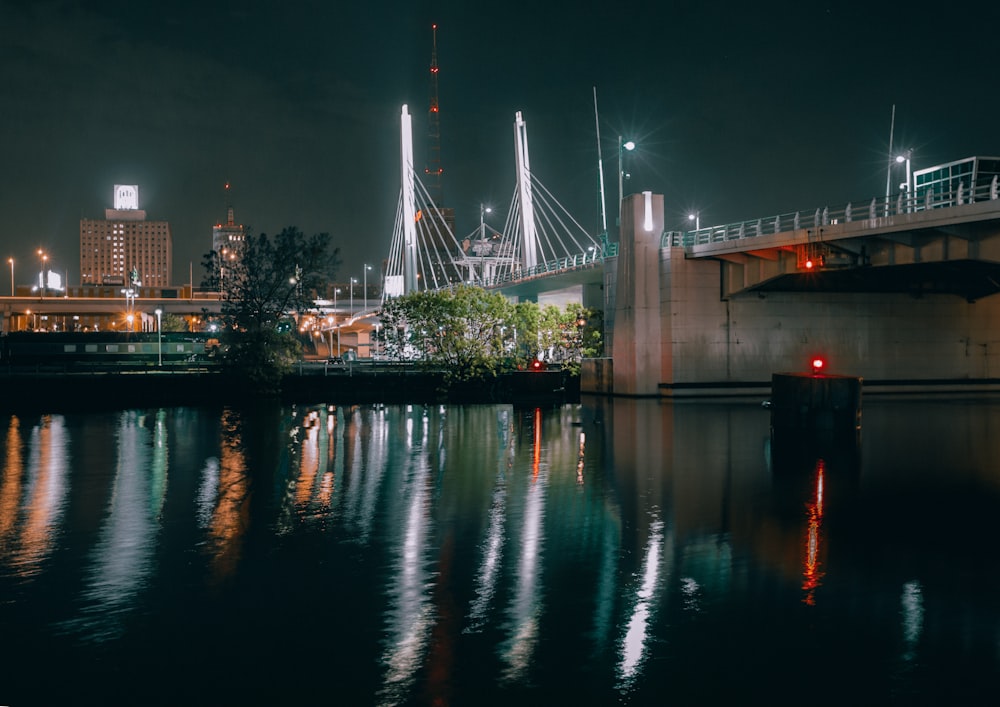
[677, 179, 1000, 247]
[481, 177, 1000, 287]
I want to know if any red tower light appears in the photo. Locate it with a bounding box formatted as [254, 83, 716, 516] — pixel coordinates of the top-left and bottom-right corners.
[811, 357, 825, 375]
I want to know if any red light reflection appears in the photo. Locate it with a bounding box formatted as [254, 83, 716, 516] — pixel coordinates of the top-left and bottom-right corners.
[802, 458, 826, 605]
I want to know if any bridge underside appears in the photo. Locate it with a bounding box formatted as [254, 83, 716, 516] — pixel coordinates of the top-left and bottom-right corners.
[746, 259, 1000, 302]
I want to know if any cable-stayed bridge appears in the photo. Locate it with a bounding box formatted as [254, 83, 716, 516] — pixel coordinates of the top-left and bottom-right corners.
[382, 106, 607, 300]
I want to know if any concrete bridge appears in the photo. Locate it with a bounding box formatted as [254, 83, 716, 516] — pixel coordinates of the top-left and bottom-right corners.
[583, 185, 1000, 397]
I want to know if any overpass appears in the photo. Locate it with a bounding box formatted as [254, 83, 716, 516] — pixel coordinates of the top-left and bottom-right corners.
[585, 179, 1000, 398]
[0, 292, 224, 334]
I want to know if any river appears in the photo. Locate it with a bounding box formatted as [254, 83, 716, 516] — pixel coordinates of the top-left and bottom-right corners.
[1, 395, 998, 705]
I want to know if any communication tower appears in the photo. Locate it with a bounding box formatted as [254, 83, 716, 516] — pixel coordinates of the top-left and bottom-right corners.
[424, 23, 443, 205]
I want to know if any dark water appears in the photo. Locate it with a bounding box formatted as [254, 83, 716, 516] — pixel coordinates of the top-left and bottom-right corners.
[2, 396, 999, 706]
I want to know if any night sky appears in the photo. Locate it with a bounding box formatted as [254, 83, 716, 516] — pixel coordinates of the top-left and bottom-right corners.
[2, 0, 998, 288]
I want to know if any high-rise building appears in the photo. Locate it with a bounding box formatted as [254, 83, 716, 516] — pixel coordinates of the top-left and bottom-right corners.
[80, 184, 172, 287]
[212, 184, 245, 254]
[212, 205, 245, 254]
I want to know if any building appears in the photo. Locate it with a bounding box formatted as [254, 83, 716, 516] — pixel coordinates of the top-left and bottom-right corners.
[80, 184, 172, 287]
[212, 205, 245, 254]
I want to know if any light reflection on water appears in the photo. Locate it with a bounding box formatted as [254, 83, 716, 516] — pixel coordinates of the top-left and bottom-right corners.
[1, 397, 999, 705]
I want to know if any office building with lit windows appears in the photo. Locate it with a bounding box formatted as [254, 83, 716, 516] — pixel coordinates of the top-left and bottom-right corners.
[80, 185, 172, 287]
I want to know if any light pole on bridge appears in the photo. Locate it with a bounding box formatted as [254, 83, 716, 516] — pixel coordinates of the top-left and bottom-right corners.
[7, 257, 13, 296]
[617, 136, 636, 235]
[896, 151, 913, 210]
[687, 211, 701, 231]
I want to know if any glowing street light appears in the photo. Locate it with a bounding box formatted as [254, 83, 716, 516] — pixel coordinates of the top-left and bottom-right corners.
[896, 151, 913, 204]
[350, 277, 357, 317]
[333, 287, 341, 353]
[687, 211, 701, 231]
[7, 257, 12, 296]
[617, 137, 636, 233]
[37, 249, 48, 296]
[363, 264, 372, 312]
[154, 308, 163, 366]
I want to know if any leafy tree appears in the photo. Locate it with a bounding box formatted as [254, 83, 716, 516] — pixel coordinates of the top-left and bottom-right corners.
[379, 286, 515, 381]
[202, 226, 340, 392]
[160, 312, 188, 332]
[378, 286, 603, 379]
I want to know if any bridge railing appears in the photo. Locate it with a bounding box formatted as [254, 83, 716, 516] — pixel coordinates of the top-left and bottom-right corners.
[482, 245, 609, 288]
[673, 178, 1000, 247]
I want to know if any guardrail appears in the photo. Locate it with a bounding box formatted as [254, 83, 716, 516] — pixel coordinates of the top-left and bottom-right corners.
[669, 179, 1000, 248]
[477, 178, 1000, 287]
[482, 246, 609, 288]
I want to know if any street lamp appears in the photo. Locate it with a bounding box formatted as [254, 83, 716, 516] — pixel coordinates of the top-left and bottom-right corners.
[37, 249, 47, 296]
[350, 277, 357, 317]
[154, 308, 163, 366]
[617, 136, 636, 233]
[363, 264, 372, 312]
[896, 151, 913, 209]
[7, 257, 12, 296]
[334, 287, 341, 353]
[687, 211, 700, 231]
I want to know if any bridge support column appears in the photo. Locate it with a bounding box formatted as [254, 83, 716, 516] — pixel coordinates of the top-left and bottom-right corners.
[612, 191, 664, 396]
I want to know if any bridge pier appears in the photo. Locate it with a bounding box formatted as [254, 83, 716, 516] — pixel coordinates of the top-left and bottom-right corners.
[607, 191, 664, 396]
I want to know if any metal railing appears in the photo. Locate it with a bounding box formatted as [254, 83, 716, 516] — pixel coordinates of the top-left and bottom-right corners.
[672, 178, 1000, 248]
[474, 177, 1000, 287]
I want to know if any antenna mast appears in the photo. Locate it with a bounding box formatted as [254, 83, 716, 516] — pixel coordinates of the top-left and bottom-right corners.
[593, 87, 608, 235]
[425, 23, 443, 205]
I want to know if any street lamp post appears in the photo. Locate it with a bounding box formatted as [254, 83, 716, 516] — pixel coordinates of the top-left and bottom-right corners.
[350, 278, 357, 316]
[334, 287, 341, 354]
[896, 151, 913, 210]
[154, 308, 163, 366]
[37, 249, 47, 297]
[617, 136, 636, 233]
[363, 264, 372, 312]
[688, 212, 701, 231]
[7, 257, 13, 296]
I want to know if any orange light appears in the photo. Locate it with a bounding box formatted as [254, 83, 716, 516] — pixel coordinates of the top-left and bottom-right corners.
[805, 259, 814, 269]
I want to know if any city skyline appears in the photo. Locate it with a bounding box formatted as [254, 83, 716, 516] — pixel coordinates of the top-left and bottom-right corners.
[2, 1, 998, 288]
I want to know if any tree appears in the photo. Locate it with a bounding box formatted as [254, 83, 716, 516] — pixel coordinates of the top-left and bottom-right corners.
[378, 286, 603, 379]
[202, 226, 340, 393]
[379, 286, 515, 381]
[160, 312, 188, 332]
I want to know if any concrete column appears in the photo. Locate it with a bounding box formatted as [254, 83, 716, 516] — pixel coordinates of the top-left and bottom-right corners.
[612, 191, 664, 396]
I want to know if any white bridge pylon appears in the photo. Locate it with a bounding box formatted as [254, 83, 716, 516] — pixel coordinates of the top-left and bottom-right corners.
[383, 105, 603, 299]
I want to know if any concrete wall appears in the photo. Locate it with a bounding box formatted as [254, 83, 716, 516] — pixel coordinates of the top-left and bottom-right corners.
[662, 248, 1000, 392]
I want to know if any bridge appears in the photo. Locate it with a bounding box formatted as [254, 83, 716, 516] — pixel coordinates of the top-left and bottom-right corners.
[6, 98, 1000, 396]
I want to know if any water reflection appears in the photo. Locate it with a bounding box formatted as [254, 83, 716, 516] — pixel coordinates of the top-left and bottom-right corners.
[499, 407, 548, 683]
[378, 405, 437, 705]
[1, 398, 999, 705]
[0, 415, 69, 578]
[616, 514, 666, 692]
[68, 411, 165, 641]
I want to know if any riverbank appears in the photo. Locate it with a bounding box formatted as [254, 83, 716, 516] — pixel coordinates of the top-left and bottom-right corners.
[0, 366, 579, 412]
